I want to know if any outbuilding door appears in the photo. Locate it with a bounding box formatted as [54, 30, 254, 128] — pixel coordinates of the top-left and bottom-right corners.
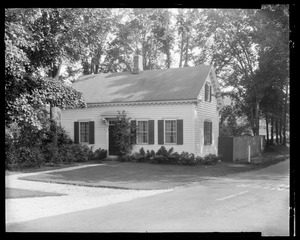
[108, 121, 120, 156]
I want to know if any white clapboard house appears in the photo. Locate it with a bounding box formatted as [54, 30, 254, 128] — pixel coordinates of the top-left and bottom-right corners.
[60, 55, 224, 156]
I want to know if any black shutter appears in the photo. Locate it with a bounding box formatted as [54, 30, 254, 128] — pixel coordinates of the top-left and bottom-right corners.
[209, 85, 212, 102]
[205, 84, 208, 101]
[204, 121, 212, 145]
[158, 120, 164, 145]
[74, 122, 79, 144]
[209, 121, 213, 144]
[89, 121, 95, 144]
[148, 120, 154, 144]
[204, 121, 208, 145]
[131, 120, 136, 144]
[177, 119, 183, 145]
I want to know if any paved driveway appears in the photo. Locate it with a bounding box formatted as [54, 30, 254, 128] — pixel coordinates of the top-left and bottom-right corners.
[5, 164, 171, 224]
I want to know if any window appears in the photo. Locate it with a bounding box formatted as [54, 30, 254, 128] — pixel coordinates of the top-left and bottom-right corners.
[205, 83, 212, 102]
[80, 122, 89, 143]
[137, 121, 148, 144]
[204, 121, 212, 145]
[165, 120, 177, 144]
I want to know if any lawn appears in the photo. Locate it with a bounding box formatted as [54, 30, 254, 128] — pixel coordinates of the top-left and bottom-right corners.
[16, 145, 289, 190]
[5, 188, 64, 199]
[17, 161, 273, 190]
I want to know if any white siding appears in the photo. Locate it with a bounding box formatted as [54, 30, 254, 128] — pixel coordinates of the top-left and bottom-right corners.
[61, 103, 195, 155]
[194, 74, 219, 156]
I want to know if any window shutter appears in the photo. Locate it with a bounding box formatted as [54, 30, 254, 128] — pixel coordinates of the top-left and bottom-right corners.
[89, 121, 95, 144]
[158, 120, 164, 145]
[131, 120, 136, 144]
[205, 84, 208, 101]
[204, 121, 209, 145]
[209, 85, 212, 102]
[148, 120, 154, 144]
[204, 121, 207, 145]
[177, 119, 183, 145]
[74, 122, 79, 144]
[209, 121, 213, 144]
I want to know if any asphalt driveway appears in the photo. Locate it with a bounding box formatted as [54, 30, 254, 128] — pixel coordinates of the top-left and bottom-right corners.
[19, 160, 265, 190]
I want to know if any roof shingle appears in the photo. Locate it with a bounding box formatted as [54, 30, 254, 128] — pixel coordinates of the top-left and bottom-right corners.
[73, 65, 212, 104]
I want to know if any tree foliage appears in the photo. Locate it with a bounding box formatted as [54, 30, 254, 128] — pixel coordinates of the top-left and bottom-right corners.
[194, 6, 289, 137]
[5, 7, 290, 143]
[112, 111, 136, 156]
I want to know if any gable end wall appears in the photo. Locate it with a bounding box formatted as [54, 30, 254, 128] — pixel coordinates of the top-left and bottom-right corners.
[194, 73, 219, 156]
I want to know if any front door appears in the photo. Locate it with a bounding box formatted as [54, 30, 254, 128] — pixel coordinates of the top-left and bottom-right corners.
[108, 122, 120, 156]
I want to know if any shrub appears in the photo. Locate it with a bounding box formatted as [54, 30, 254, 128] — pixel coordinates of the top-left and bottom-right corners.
[156, 146, 168, 157]
[195, 156, 204, 165]
[118, 154, 132, 162]
[117, 146, 221, 167]
[43, 143, 61, 164]
[43, 121, 73, 146]
[112, 111, 135, 156]
[139, 147, 146, 157]
[17, 146, 45, 168]
[92, 148, 108, 160]
[202, 154, 220, 165]
[69, 144, 94, 162]
[176, 151, 197, 166]
[58, 144, 76, 163]
[151, 154, 169, 164]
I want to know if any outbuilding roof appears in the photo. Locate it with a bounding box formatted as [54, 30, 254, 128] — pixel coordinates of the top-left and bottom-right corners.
[73, 65, 212, 104]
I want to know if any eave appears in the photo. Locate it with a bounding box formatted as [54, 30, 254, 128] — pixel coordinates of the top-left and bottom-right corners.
[85, 99, 198, 108]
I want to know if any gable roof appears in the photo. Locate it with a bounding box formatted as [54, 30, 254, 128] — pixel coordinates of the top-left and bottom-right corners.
[73, 65, 212, 104]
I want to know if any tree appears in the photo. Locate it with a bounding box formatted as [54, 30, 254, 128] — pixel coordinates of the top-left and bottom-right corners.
[112, 111, 136, 156]
[7, 76, 86, 130]
[103, 9, 175, 72]
[219, 101, 252, 136]
[150, 9, 175, 68]
[176, 9, 199, 68]
[255, 5, 289, 144]
[5, 8, 87, 129]
[194, 6, 289, 137]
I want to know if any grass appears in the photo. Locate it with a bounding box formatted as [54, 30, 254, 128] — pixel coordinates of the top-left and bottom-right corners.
[235, 144, 289, 169]
[18, 160, 272, 190]
[5, 160, 103, 175]
[5, 188, 64, 199]
[11, 145, 289, 190]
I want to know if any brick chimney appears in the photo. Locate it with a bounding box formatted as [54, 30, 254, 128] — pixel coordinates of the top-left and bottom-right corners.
[132, 55, 143, 74]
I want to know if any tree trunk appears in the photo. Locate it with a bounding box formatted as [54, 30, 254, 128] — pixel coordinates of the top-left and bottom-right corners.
[275, 118, 279, 144]
[90, 58, 94, 74]
[179, 31, 184, 68]
[54, 62, 63, 79]
[95, 64, 99, 74]
[254, 98, 260, 136]
[270, 117, 274, 145]
[166, 45, 171, 68]
[279, 118, 282, 144]
[266, 115, 269, 145]
[282, 81, 288, 145]
[184, 37, 189, 67]
[250, 103, 255, 136]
